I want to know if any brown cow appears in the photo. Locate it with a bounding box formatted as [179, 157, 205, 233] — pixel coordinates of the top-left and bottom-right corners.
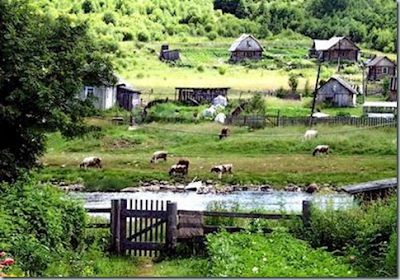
[169, 164, 188, 176]
[312, 145, 329, 156]
[219, 127, 230, 140]
[177, 159, 190, 168]
[150, 151, 168, 163]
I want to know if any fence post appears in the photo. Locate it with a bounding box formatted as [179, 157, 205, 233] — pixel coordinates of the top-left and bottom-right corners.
[166, 201, 178, 256]
[277, 110, 281, 127]
[302, 200, 311, 227]
[116, 199, 127, 255]
[110, 199, 119, 253]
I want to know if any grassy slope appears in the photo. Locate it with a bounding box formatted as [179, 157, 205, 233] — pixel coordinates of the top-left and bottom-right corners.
[36, 120, 397, 190]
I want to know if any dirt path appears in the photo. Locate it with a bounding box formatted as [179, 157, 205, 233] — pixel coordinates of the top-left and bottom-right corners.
[136, 257, 156, 277]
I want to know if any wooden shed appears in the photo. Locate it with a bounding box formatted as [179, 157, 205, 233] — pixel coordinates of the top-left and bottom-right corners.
[159, 44, 180, 62]
[229, 34, 264, 63]
[366, 56, 396, 81]
[175, 87, 230, 104]
[116, 85, 142, 111]
[315, 76, 358, 107]
[342, 178, 397, 201]
[309, 37, 360, 62]
[389, 77, 397, 101]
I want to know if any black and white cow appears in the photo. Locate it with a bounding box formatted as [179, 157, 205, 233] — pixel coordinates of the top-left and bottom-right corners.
[150, 151, 168, 163]
[79, 156, 102, 169]
[210, 164, 233, 179]
[312, 145, 330, 156]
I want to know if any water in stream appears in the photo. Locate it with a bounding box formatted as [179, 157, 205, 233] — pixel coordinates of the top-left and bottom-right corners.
[69, 190, 355, 217]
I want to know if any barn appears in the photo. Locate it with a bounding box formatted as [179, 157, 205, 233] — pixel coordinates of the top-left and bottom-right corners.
[309, 37, 360, 62]
[228, 34, 264, 63]
[315, 76, 358, 107]
[175, 87, 230, 104]
[366, 56, 396, 81]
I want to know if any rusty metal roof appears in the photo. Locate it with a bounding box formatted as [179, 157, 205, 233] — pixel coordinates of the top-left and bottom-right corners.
[342, 178, 397, 194]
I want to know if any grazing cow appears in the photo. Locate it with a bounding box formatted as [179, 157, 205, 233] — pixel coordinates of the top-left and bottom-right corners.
[302, 130, 318, 141]
[210, 164, 233, 179]
[169, 164, 188, 176]
[150, 151, 168, 163]
[177, 159, 190, 168]
[313, 145, 330, 156]
[79, 156, 102, 169]
[219, 127, 230, 140]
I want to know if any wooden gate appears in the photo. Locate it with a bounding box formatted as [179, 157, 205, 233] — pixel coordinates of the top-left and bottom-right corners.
[111, 199, 177, 257]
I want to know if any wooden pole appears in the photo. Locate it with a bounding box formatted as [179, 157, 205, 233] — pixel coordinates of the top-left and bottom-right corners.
[302, 200, 311, 227]
[166, 201, 177, 256]
[362, 65, 366, 104]
[110, 199, 119, 253]
[309, 60, 322, 128]
[116, 199, 127, 255]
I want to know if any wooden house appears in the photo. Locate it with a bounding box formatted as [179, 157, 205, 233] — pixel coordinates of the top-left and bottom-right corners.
[315, 76, 358, 107]
[342, 178, 397, 201]
[309, 37, 360, 62]
[159, 44, 180, 62]
[82, 76, 141, 111]
[366, 56, 396, 81]
[175, 87, 229, 104]
[228, 34, 264, 63]
[389, 77, 397, 101]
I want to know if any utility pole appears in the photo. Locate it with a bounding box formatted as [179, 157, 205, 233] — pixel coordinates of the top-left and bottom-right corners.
[309, 54, 323, 128]
[362, 63, 366, 104]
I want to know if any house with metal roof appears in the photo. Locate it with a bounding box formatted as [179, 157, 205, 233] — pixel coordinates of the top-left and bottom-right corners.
[309, 37, 360, 62]
[315, 76, 358, 107]
[228, 34, 264, 63]
[366, 55, 396, 81]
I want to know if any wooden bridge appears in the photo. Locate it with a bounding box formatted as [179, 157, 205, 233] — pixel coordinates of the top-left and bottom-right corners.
[86, 199, 312, 257]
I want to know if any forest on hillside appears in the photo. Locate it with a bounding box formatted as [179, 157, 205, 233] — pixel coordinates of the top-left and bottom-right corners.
[33, 0, 396, 53]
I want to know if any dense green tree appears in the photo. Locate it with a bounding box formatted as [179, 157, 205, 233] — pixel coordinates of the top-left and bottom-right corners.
[288, 74, 299, 93]
[0, 0, 115, 183]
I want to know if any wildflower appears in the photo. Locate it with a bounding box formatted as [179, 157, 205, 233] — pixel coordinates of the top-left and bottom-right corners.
[0, 252, 5, 257]
[252, 266, 259, 273]
[263, 257, 267, 262]
[0, 258, 14, 266]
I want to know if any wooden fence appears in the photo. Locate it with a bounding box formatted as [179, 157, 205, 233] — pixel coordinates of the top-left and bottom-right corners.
[86, 199, 311, 257]
[225, 115, 397, 127]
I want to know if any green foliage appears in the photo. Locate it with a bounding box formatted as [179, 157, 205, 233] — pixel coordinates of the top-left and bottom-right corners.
[290, 194, 397, 277]
[383, 231, 397, 277]
[82, 0, 93, 13]
[0, 0, 114, 183]
[382, 78, 390, 96]
[137, 31, 150, 42]
[288, 73, 299, 93]
[102, 12, 116, 25]
[207, 31, 218, 41]
[218, 65, 227, 75]
[342, 66, 358, 74]
[246, 93, 266, 115]
[206, 229, 357, 277]
[0, 179, 87, 276]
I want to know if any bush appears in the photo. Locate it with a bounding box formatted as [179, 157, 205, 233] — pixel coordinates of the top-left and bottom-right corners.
[207, 32, 217, 41]
[218, 66, 227, 75]
[82, 0, 93, 13]
[290, 194, 397, 277]
[197, 65, 205, 72]
[206, 229, 357, 277]
[102, 12, 116, 25]
[342, 66, 358, 74]
[137, 31, 150, 42]
[0, 179, 87, 276]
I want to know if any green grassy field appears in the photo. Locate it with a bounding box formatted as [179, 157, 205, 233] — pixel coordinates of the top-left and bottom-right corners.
[36, 120, 397, 191]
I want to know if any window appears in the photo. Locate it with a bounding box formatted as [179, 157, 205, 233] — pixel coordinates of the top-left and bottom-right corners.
[85, 86, 94, 98]
[382, 67, 389, 74]
[247, 40, 252, 48]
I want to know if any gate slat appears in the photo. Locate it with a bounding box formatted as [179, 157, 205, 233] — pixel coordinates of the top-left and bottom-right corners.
[145, 199, 148, 257]
[134, 200, 138, 256]
[139, 199, 143, 256]
[150, 200, 154, 257]
[129, 199, 132, 256]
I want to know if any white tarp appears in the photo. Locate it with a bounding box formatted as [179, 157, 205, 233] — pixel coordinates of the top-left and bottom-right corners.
[214, 113, 226, 124]
[203, 106, 217, 117]
[312, 112, 329, 118]
[213, 95, 227, 107]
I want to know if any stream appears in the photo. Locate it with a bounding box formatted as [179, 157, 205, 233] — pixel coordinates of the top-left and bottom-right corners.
[69, 190, 355, 217]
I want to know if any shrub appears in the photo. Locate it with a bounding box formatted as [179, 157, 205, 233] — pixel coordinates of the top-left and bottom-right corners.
[206, 229, 357, 277]
[218, 66, 227, 75]
[82, 0, 93, 13]
[288, 73, 299, 93]
[137, 31, 150, 42]
[207, 32, 217, 41]
[197, 65, 205, 72]
[342, 66, 358, 74]
[102, 12, 116, 25]
[336, 111, 351, 117]
[136, 72, 144, 79]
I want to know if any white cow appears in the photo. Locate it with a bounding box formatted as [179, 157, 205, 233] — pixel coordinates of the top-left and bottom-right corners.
[302, 130, 318, 141]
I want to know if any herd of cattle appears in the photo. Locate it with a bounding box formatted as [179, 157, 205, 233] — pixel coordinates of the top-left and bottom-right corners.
[78, 128, 329, 178]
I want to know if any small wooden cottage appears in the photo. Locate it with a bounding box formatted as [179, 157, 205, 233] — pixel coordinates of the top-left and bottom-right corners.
[228, 34, 264, 63]
[309, 37, 360, 62]
[175, 87, 229, 104]
[366, 56, 396, 81]
[389, 77, 397, 101]
[315, 76, 358, 107]
[82, 76, 141, 111]
[342, 178, 397, 201]
[159, 44, 180, 62]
